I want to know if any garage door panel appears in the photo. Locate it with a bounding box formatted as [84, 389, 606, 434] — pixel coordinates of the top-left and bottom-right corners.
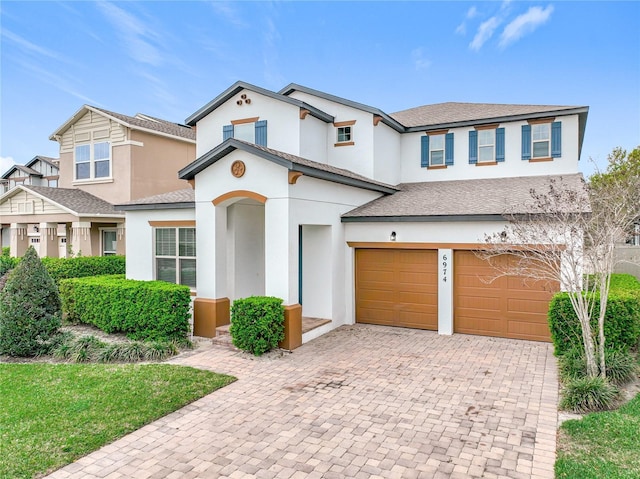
[356, 249, 438, 330]
[454, 251, 557, 342]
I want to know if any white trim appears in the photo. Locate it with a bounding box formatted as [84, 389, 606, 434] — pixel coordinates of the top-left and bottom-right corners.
[99, 227, 118, 256]
[71, 178, 114, 186]
[120, 140, 144, 147]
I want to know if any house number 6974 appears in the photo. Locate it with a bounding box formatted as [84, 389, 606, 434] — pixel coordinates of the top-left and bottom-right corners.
[442, 254, 448, 282]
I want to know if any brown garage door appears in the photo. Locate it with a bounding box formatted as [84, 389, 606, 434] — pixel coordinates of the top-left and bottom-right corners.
[454, 251, 558, 342]
[355, 249, 437, 330]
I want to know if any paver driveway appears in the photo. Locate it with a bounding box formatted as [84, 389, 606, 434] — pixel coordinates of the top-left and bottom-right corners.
[46, 324, 558, 479]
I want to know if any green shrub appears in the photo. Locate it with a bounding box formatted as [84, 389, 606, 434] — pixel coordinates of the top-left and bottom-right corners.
[610, 273, 640, 291]
[59, 275, 191, 341]
[1, 246, 9, 257]
[559, 348, 638, 385]
[0, 247, 61, 356]
[549, 290, 640, 355]
[0, 255, 18, 277]
[230, 296, 285, 356]
[41, 256, 125, 284]
[560, 376, 620, 413]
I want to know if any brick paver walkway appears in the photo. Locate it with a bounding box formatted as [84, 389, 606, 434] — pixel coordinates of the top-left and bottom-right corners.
[45, 324, 558, 479]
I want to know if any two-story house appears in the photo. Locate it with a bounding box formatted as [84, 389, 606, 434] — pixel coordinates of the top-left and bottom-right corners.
[118, 81, 588, 348]
[0, 105, 196, 258]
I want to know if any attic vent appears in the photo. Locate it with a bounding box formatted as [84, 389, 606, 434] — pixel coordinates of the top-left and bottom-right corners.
[17, 201, 34, 214]
[93, 129, 109, 139]
[75, 132, 90, 142]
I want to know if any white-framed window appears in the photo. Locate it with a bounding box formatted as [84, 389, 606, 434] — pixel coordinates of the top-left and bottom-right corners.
[30, 237, 40, 244]
[74, 141, 111, 180]
[478, 129, 495, 163]
[154, 227, 196, 289]
[532, 123, 550, 159]
[48, 179, 58, 188]
[234, 122, 255, 143]
[101, 229, 117, 256]
[429, 134, 445, 166]
[336, 126, 352, 143]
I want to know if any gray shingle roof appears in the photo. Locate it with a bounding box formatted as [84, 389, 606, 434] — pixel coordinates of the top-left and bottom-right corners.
[116, 188, 195, 210]
[91, 107, 196, 141]
[22, 185, 122, 216]
[390, 102, 585, 128]
[342, 174, 588, 220]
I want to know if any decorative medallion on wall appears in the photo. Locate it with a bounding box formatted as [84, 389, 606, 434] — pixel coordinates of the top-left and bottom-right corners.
[231, 160, 246, 178]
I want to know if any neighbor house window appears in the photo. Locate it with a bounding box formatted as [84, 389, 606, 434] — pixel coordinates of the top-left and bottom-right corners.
[532, 123, 550, 158]
[101, 230, 117, 256]
[223, 119, 267, 146]
[337, 126, 352, 143]
[478, 130, 495, 162]
[420, 131, 454, 168]
[155, 227, 196, 289]
[74, 141, 111, 180]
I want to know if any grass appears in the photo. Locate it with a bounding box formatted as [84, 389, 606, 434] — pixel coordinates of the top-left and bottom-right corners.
[0, 363, 235, 479]
[556, 392, 640, 478]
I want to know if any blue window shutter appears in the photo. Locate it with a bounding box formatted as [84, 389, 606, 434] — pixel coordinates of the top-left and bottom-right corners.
[421, 136, 429, 168]
[468, 130, 478, 164]
[445, 133, 454, 166]
[255, 120, 267, 146]
[223, 124, 234, 140]
[521, 125, 531, 160]
[551, 121, 561, 158]
[496, 128, 505, 162]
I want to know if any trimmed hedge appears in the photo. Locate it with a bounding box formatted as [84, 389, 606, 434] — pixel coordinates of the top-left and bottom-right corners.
[230, 296, 285, 356]
[549, 274, 640, 355]
[41, 256, 125, 284]
[60, 275, 191, 341]
[0, 256, 18, 277]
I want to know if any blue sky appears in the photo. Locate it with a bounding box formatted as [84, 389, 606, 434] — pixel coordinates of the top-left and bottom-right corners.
[1, 1, 638, 176]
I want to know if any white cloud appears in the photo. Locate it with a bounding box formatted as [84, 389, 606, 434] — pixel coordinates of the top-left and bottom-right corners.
[96, 1, 163, 66]
[455, 6, 478, 35]
[0, 157, 16, 175]
[470, 16, 502, 51]
[1, 29, 68, 62]
[411, 48, 432, 71]
[499, 5, 554, 48]
[210, 1, 248, 28]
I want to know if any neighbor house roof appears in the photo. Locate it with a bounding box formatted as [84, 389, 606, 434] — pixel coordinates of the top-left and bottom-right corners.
[185, 81, 335, 126]
[25, 155, 59, 169]
[116, 188, 195, 211]
[49, 105, 196, 142]
[0, 184, 123, 217]
[179, 138, 398, 194]
[342, 173, 588, 222]
[1, 165, 42, 179]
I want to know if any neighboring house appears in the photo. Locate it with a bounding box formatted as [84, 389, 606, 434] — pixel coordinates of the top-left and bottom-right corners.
[0, 105, 196, 257]
[118, 81, 589, 347]
[0, 155, 60, 247]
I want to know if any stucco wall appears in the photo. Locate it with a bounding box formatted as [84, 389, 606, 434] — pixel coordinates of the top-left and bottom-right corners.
[299, 115, 328, 164]
[195, 90, 301, 157]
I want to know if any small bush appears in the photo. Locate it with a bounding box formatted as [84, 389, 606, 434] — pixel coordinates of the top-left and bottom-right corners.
[549, 290, 640, 355]
[60, 275, 190, 341]
[560, 376, 620, 412]
[41, 256, 125, 284]
[559, 348, 638, 385]
[0, 255, 18, 277]
[609, 274, 640, 291]
[230, 296, 285, 356]
[0, 247, 61, 356]
[1, 246, 9, 257]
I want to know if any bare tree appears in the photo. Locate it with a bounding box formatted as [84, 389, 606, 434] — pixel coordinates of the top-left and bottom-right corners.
[479, 171, 637, 379]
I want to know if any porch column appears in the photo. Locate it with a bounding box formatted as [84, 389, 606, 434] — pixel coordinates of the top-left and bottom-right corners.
[10, 223, 28, 257]
[265, 198, 302, 350]
[39, 222, 58, 258]
[70, 221, 93, 256]
[193, 202, 229, 337]
[116, 223, 126, 255]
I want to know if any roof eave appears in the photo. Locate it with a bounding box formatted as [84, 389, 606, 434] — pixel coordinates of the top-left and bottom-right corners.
[403, 106, 590, 133]
[341, 214, 507, 223]
[116, 202, 195, 211]
[49, 105, 91, 140]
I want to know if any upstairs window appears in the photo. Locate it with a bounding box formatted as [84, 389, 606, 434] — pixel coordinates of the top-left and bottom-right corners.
[421, 131, 454, 168]
[223, 119, 267, 146]
[469, 127, 505, 164]
[522, 120, 561, 161]
[334, 120, 356, 147]
[75, 141, 111, 180]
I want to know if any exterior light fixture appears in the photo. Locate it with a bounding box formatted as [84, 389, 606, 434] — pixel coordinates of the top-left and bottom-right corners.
[390, 231, 396, 241]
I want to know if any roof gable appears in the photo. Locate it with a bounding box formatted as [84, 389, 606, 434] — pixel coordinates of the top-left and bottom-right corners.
[49, 105, 195, 143]
[185, 81, 334, 126]
[178, 138, 397, 194]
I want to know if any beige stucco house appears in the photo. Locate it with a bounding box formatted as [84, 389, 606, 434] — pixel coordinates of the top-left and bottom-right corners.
[0, 105, 196, 257]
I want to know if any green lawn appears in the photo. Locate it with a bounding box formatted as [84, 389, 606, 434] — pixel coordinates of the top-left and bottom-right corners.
[0, 363, 235, 479]
[556, 392, 640, 478]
